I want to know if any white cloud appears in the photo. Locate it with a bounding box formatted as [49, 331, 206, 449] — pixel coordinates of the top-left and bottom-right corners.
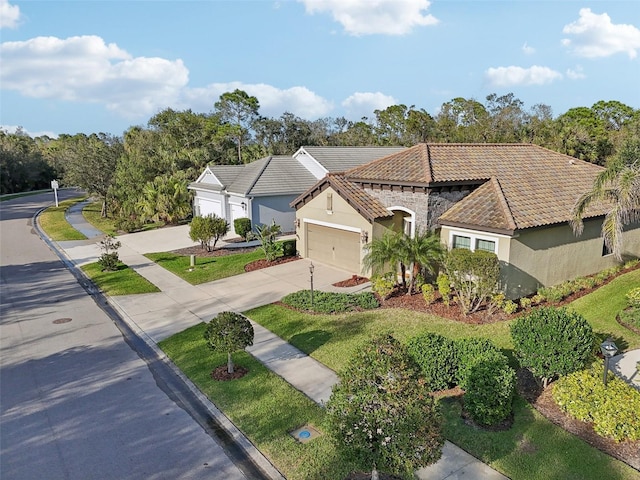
[566, 66, 586, 80]
[562, 8, 640, 59]
[1, 124, 58, 138]
[522, 42, 535, 55]
[298, 0, 438, 36]
[485, 65, 563, 87]
[342, 92, 397, 119]
[0, 0, 21, 29]
[181, 82, 334, 120]
[0, 35, 189, 118]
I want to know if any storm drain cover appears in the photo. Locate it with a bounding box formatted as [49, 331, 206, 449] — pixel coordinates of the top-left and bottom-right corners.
[52, 318, 72, 324]
[289, 424, 321, 444]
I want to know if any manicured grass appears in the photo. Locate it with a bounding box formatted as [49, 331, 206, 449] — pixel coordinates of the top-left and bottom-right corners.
[570, 268, 640, 350]
[245, 305, 514, 372]
[159, 323, 356, 480]
[159, 270, 640, 479]
[38, 197, 88, 240]
[82, 200, 118, 235]
[440, 395, 638, 480]
[81, 262, 160, 295]
[145, 249, 266, 284]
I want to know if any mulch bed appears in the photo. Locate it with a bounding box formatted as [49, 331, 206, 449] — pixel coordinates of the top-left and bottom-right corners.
[170, 244, 301, 272]
[333, 275, 370, 288]
[244, 255, 300, 272]
[210, 365, 249, 381]
[517, 369, 640, 470]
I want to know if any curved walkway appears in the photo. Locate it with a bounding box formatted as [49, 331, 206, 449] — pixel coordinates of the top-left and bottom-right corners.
[51, 213, 512, 479]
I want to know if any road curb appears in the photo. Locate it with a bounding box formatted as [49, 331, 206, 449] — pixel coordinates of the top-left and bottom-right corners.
[33, 207, 285, 480]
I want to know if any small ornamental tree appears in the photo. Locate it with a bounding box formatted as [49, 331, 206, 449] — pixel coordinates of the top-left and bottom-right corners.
[203, 311, 254, 374]
[510, 306, 594, 387]
[255, 220, 283, 261]
[97, 235, 121, 271]
[234, 217, 252, 241]
[326, 334, 444, 480]
[189, 214, 229, 252]
[444, 248, 500, 315]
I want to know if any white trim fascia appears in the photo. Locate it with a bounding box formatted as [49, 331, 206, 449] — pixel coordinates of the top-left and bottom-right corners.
[194, 166, 224, 186]
[445, 226, 513, 239]
[293, 147, 329, 179]
[303, 218, 362, 233]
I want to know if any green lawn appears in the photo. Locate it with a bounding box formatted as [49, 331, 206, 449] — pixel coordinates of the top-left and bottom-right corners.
[81, 262, 160, 295]
[38, 197, 88, 240]
[159, 324, 357, 480]
[159, 269, 640, 480]
[145, 249, 266, 284]
[569, 268, 640, 350]
[82, 200, 118, 235]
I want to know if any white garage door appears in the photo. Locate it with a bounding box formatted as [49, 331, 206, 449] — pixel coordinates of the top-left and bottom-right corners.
[306, 223, 361, 273]
[230, 203, 246, 234]
[198, 198, 222, 218]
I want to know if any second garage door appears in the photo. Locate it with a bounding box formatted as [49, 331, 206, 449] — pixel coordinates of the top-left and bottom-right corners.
[306, 223, 361, 273]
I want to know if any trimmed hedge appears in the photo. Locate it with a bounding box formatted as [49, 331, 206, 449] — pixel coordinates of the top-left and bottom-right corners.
[553, 361, 640, 442]
[407, 333, 457, 391]
[453, 337, 506, 390]
[510, 307, 594, 387]
[281, 290, 379, 314]
[465, 358, 516, 426]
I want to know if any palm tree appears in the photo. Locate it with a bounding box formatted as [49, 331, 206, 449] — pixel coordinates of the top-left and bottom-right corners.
[362, 230, 406, 289]
[571, 140, 640, 260]
[399, 229, 445, 295]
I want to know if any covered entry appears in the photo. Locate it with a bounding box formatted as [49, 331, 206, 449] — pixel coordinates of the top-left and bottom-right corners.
[306, 223, 361, 273]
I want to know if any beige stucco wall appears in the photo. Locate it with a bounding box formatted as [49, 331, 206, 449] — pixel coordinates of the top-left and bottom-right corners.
[295, 186, 372, 272]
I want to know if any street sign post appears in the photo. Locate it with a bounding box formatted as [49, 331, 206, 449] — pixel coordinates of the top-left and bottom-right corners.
[51, 180, 59, 207]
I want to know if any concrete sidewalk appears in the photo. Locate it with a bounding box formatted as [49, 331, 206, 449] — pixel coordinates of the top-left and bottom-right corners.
[50, 221, 511, 480]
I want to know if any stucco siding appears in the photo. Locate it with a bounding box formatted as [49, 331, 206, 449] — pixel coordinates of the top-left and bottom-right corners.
[505, 219, 638, 298]
[296, 186, 371, 273]
[252, 194, 297, 233]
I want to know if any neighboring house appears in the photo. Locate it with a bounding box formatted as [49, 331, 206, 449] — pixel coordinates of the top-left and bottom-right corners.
[291, 143, 640, 298]
[189, 146, 405, 235]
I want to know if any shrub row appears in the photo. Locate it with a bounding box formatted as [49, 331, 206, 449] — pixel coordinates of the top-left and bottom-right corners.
[407, 334, 515, 427]
[553, 361, 640, 442]
[536, 259, 639, 305]
[281, 290, 379, 314]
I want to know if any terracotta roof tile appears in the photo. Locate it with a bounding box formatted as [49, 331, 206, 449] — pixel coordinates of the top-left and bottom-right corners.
[346, 143, 608, 230]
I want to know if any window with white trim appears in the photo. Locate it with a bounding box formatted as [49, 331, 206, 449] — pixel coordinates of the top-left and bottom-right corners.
[450, 231, 497, 254]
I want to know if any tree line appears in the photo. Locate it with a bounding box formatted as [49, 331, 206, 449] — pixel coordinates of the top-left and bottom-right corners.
[1, 90, 638, 231]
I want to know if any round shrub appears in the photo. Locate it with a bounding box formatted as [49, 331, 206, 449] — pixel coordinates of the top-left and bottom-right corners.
[407, 333, 457, 391]
[371, 273, 395, 299]
[422, 284, 436, 304]
[510, 306, 594, 387]
[453, 338, 505, 390]
[233, 217, 252, 241]
[465, 358, 516, 427]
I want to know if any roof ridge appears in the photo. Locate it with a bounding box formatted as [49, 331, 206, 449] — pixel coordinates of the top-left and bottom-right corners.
[422, 144, 433, 183]
[489, 177, 517, 231]
[243, 156, 273, 194]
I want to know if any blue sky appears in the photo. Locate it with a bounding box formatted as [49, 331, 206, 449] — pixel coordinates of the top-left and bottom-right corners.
[1, 0, 639, 138]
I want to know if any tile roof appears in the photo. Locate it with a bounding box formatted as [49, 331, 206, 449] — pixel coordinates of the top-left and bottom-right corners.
[345, 143, 608, 230]
[291, 174, 392, 222]
[301, 146, 406, 172]
[209, 156, 317, 197]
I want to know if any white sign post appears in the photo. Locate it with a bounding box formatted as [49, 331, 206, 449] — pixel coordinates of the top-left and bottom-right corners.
[51, 180, 59, 207]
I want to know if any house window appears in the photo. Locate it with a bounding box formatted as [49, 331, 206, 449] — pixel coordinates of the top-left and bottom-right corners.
[476, 239, 496, 252]
[452, 235, 471, 249]
[449, 231, 498, 254]
[403, 217, 413, 237]
[326, 193, 333, 213]
[602, 240, 613, 257]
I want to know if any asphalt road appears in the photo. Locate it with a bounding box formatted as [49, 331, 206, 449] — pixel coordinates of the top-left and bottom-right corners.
[0, 191, 259, 480]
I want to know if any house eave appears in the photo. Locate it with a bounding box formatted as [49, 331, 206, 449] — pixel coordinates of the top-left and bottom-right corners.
[438, 220, 516, 237]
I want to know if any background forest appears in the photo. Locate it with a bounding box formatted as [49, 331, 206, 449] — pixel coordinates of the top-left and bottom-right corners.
[2, 90, 638, 231]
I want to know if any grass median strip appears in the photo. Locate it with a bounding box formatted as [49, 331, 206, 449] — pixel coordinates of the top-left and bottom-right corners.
[82, 200, 118, 235]
[38, 196, 88, 241]
[81, 262, 160, 295]
[145, 250, 265, 284]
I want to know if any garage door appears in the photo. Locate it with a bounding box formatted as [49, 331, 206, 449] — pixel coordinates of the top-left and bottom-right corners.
[306, 223, 361, 273]
[198, 198, 222, 218]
